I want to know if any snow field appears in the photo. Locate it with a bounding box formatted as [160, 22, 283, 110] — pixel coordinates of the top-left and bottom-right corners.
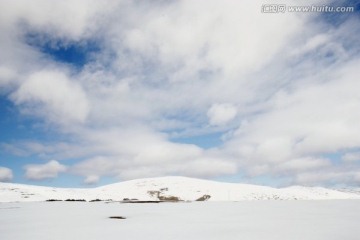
[0, 201, 360, 240]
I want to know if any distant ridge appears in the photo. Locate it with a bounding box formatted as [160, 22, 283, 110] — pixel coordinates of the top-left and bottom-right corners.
[1, 176, 359, 202]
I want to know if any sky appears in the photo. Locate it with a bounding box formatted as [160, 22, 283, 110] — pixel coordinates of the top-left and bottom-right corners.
[0, 0, 360, 188]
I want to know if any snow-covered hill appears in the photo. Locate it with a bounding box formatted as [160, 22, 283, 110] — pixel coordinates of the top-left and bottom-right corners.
[1, 176, 359, 202]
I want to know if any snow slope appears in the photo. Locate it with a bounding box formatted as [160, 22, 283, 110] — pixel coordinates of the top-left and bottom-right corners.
[1, 176, 359, 202]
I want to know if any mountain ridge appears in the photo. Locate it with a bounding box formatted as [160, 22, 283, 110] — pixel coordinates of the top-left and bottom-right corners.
[1, 176, 359, 202]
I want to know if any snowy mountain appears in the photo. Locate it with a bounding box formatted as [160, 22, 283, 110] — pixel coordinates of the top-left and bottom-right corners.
[1, 176, 359, 202]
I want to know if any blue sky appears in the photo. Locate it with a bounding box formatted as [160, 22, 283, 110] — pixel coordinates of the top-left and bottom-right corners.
[1, 0, 360, 187]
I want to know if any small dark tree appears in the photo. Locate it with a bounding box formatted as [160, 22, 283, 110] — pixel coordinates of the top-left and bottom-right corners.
[196, 195, 211, 201]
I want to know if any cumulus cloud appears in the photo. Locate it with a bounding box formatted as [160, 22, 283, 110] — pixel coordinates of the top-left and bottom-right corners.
[0, 167, 13, 182]
[69, 128, 224, 181]
[24, 160, 67, 180]
[207, 103, 237, 126]
[226, 59, 360, 153]
[11, 70, 89, 125]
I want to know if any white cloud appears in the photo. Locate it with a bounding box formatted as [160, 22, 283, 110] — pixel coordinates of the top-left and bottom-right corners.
[69, 128, 222, 180]
[207, 103, 237, 126]
[293, 170, 360, 186]
[342, 152, 360, 162]
[120, 0, 305, 79]
[182, 158, 237, 178]
[0, 0, 117, 40]
[83, 175, 100, 185]
[0, 66, 17, 88]
[224, 59, 360, 176]
[24, 160, 67, 180]
[11, 70, 90, 125]
[276, 157, 331, 173]
[0, 167, 13, 182]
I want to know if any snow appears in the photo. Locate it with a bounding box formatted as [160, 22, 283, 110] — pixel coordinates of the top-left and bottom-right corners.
[1, 176, 360, 202]
[0, 201, 360, 240]
[1, 177, 359, 239]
